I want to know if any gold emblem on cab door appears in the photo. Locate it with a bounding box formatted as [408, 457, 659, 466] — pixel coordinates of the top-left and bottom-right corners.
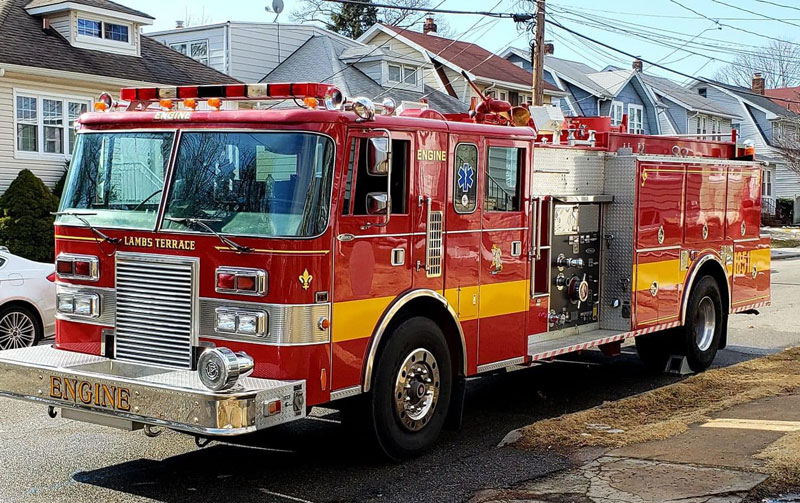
[299, 269, 313, 290]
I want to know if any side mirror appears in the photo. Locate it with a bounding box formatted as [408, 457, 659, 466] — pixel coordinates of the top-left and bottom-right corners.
[366, 192, 389, 215]
[367, 137, 389, 175]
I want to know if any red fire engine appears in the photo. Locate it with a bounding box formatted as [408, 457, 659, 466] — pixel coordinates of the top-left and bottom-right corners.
[0, 82, 770, 459]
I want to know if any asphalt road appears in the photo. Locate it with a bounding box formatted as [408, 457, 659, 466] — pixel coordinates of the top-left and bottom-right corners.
[0, 260, 797, 503]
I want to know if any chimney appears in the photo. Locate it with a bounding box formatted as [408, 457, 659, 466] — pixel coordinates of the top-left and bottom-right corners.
[544, 41, 554, 55]
[752, 72, 765, 95]
[632, 58, 643, 72]
[423, 17, 437, 35]
[175, 20, 185, 29]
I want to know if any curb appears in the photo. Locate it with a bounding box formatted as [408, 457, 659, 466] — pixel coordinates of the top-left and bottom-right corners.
[772, 252, 800, 261]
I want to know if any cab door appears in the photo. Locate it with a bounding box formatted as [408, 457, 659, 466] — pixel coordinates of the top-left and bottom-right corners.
[330, 130, 414, 391]
[410, 129, 448, 293]
[477, 139, 529, 366]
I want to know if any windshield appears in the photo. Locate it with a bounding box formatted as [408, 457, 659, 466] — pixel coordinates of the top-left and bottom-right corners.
[163, 132, 335, 238]
[57, 132, 175, 229]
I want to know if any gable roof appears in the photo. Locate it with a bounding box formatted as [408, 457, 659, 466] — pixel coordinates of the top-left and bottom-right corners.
[766, 87, 800, 114]
[639, 73, 741, 119]
[0, 0, 237, 85]
[708, 80, 799, 118]
[586, 69, 635, 96]
[365, 24, 559, 93]
[25, 0, 152, 19]
[543, 56, 610, 98]
[263, 34, 467, 114]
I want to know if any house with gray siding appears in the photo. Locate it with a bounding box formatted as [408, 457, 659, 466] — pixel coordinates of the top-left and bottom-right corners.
[262, 33, 467, 114]
[149, 22, 358, 83]
[688, 76, 800, 215]
[500, 47, 660, 135]
[0, 0, 235, 193]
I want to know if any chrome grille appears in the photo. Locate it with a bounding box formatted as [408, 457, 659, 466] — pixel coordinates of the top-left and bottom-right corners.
[114, 253, 197, 369]
[426, 210, 443, 278]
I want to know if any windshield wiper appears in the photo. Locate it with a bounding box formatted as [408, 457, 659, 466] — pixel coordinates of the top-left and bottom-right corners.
[164, 217, 252, 253]
[52, 211, 121, 245]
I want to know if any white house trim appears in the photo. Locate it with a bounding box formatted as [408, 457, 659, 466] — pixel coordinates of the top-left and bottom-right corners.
[25, 2, 153, 25]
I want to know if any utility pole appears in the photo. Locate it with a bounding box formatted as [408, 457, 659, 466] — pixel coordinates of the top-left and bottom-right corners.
[531, 0, 545, 106]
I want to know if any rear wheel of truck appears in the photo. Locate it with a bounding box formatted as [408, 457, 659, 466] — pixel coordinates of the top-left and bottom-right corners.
[678, 276, 724, 372]
[369, 316, 452, 460]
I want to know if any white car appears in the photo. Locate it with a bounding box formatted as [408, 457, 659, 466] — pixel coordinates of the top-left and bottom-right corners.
[0, 247, 55, 350]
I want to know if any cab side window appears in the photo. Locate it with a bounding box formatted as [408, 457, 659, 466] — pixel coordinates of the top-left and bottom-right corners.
[486, 146, 523, 212]
[345, 138, 410, 216]
[453, 143, 478, 214]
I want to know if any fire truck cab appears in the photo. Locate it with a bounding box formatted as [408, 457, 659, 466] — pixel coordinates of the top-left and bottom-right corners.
[0, 83, 770, 459]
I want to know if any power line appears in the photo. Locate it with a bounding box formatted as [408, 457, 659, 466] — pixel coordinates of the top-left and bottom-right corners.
[668, 0, 798, 46]
[751, 0, 800, 13]
[710, 0, 800, 30]
[547, 18, 800, 106]
[320, 0, 531, 19]
[548, 0, 800, 21]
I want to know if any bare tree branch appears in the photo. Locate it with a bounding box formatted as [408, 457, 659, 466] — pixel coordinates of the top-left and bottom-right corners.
[713, 40, 800, 89]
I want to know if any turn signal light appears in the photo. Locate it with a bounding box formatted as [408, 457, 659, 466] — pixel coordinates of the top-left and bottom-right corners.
[215, 267, 267, 296]
[159, 99, 173, 110]
[207, 97, 222, 110]
[55, 254, 99, 281]
[183, 98, 197, 110]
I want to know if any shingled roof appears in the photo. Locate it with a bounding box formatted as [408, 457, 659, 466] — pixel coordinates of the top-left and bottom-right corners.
[0, 0, 237, 85]
[25, 0, 152, 19]
[377, 25, 559, 92]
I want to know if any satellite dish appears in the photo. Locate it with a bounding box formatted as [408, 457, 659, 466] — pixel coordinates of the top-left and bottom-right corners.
[272, 0, 284, 14]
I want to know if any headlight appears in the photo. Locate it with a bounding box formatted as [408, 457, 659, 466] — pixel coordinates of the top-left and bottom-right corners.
[198, 347, 254, 392]
[57, 292, 99, 318]
[215, 307, 267, 337]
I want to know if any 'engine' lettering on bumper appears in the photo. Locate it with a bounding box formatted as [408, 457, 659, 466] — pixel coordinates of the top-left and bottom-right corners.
[49, 376, 131, 412]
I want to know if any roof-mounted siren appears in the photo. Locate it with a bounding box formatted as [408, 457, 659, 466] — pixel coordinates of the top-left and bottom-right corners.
[530, 106, 566, 145]
[94, 92, 114, 112]
[460, 71, 532, 127]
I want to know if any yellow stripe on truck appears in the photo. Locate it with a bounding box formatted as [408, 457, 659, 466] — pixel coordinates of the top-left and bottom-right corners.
[635, 259, 686, 292]
[478, 280, 529, 319]
[331, 295, 395, 343]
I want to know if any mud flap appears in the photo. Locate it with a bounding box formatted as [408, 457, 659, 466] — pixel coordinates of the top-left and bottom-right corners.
[444, 377, 466, 431]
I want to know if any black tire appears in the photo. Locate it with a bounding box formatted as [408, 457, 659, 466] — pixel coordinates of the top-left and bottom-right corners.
[0, 304, 42, 350]
[677, 276, 724, 372]
[369, 316, 452, 460]
[635, 330, 674, 373]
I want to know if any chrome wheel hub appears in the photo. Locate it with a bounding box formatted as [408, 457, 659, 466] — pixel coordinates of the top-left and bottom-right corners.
[694, 296, 716, 352]
[0, 312, 36, 350]
[394, 348, 440, 432]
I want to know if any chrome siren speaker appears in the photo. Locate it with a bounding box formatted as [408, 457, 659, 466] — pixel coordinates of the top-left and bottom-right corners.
[198, 348, 255, 392]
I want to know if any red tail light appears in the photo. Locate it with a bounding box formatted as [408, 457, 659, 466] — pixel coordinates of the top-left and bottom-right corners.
[74, 260, 91, 277]
[56, 259, 73, 275]
[216, 273, 236, 291]
[46, 272, 56, 283]
[55, 254, 99, 281]
[236, 275, 256, 292]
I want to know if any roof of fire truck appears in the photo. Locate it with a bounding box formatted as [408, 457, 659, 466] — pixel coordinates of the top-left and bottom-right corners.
[80, 82, 747, 160]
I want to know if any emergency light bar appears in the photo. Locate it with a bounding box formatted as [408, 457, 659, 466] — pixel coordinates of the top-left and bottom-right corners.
[119, 83, 335, 103]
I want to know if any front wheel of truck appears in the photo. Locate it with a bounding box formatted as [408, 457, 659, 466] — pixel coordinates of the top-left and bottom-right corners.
[368, 316, 452, 460]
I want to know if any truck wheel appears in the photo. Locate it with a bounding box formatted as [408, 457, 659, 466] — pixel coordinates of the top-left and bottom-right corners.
[370, 316, 452, 460]
[679, 276, 724, 372]
[635, 330, 674, 373]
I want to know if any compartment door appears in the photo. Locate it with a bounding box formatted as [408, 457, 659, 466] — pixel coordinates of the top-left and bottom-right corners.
[637, 162, 685, 249]
[635, 249, 682, 328]
[684, 163, 726, 246]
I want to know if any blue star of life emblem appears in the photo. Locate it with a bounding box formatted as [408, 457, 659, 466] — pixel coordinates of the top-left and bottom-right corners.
[457, 163, 474, 193]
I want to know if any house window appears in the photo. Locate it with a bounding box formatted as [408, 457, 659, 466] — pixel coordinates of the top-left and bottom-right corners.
[698, 87, 707, 98]
[170, 40, 210, 65]
[762, 168, 773, 198]
[486, 147, 523, 212]
[77, 18, 101, 38]
[610, 101, 624, 126]
[15, 96, 37, 152]
[627, 104, 644, 134]
[387, 64, 418, 85]
[551, 98, 561, 109]
[499, 91, 507, 101]
[104, 23, 129, 43]
[77, 18, 130, 43]
[14, 93, 91, 157]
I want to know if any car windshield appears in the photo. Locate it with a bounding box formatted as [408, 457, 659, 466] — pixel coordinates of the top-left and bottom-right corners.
[162, 132, 335, 238]
[57, 132, 175, 229]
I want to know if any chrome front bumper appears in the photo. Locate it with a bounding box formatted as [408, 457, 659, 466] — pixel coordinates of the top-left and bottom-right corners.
[0, 346, 306, 436]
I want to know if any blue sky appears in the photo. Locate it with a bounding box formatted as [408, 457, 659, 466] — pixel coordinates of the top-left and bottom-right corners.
[119, 0, 799, 82]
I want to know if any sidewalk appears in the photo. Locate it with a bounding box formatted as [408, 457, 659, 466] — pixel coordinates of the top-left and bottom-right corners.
[473, 350, 800, 503]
